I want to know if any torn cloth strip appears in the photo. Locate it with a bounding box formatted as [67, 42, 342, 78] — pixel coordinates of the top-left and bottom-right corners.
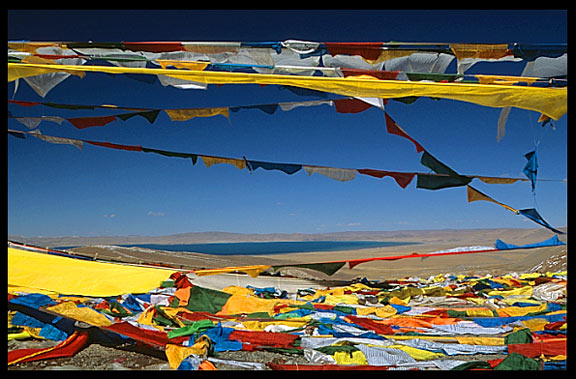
[228, 329, 299, 349]
[230, 103, 279, 115]
[417, 151, 472, 189]
[518, 208, 565, 234]
[304, 166, 357, 182]
[333, 98, 373, 114]
[141, 147, 198, 165]
[347, 247, 498, 270]
[201, 156, 246, 170]
[384, 112, 425, 153]
[417, 173, 472, 190]
[7, 330, 89, 365]
[122, 41, 185, 53]
[507, 340, 566, 358]
[67, 115, 117, 129]
[495, 235, 565, 250]
[341, 68, 400, 80]
[325, 42, 384, 61]
[85, 140, 143, 152]
[246, 160, 302, 175]
[271, 262, 347, 276]
[466, 186, 518, 214]
[115, 110, 161, 124]
[357, 169, 415, 188]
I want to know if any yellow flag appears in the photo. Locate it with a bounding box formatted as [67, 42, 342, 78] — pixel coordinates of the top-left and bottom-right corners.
[467, 186, 518, 213]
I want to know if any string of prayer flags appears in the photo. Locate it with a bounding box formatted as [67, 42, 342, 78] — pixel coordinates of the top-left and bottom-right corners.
[466, 186, 565, 234]
[7, 62, 568, 120]
[8, 97, 374, 129]
[9, 129, 545, 190]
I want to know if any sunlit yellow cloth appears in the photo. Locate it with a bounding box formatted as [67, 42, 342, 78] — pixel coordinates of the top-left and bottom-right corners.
[155, 60, 209, 71]
[7, 63, 568, 120]
[193, 265, 271, 278]
[217, 287, 305, 316]
[455, 336, 505, 346]
[164, 107, 229, 122]
[388, 345, 445, 360]
[46, 301, 113, 327]
[165, 336, 211, 369]
[487, 286, 533, 298]
[333, 350, 368, 365]
[449, 44, 511, 60]
[8, 247, 177, 297]
[239, 320, 308, 331]
[200, 156, 246, 170]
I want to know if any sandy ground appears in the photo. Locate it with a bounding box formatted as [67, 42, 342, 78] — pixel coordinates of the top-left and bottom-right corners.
[67, 228, 567, 282]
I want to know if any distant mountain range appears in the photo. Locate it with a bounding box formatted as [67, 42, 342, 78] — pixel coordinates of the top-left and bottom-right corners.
[8, 227, 565, 248]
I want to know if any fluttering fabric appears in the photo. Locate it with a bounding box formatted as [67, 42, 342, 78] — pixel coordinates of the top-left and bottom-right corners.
[357, 169, 415, 189]
[523, 150, 538, 192]
[495, 235, 565, 250]
[246, 160, 302, 175]
[7, 62, 568, 120]
[8, 129, 555, 195]
[466, 186, 518, 214]
[8, 247, 177, 297]
[417, 152, 472, 190]
[517, 209, 565, 235]
[384, 112, 425, 153]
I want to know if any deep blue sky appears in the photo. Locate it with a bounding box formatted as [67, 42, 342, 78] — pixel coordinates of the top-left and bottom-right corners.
[8, 9, 567, 237]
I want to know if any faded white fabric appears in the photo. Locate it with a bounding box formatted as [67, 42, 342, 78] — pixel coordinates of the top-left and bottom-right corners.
[456, 55, 522, 75]
[355, 97, 386, 110]
[425, 321, 512, 335]
[300, 336, 392, 350]
[303, 349, 337, 364]
[207, 357, 266, 370]
[23, 47, 86, 97]
[278, 100, 333, 112]
[384, 52, 454, 74]
[398, 338, 507, 356]
[15, 116, 66, 130]
[322, 54, 384, 71]
[521, 53, 567, 78]
[156, 74, 208, 90]
[29, 129, 83, 150]
[532, 282, 565, 302]
[356, 344, 416, 366]
[266, 49, 321, 76]
[74, 48, 154, 68]
[304, 166, 357, 182]
[281, 40, 321, 55]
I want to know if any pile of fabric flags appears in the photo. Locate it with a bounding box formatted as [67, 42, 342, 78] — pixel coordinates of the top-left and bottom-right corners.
[8, 242, 566, 370]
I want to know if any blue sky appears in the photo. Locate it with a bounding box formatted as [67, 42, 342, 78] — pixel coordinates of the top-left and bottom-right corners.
[8, 9, 567, 237]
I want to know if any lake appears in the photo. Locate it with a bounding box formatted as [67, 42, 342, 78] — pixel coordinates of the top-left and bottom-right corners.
[119, 240, 420, 256]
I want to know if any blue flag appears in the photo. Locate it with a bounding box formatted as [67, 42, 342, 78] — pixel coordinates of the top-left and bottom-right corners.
[523, 150, 538, 192]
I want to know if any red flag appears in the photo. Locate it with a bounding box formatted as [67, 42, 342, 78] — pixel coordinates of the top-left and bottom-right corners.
[68, 115, 117, 129]
[385, 112, 425, 153]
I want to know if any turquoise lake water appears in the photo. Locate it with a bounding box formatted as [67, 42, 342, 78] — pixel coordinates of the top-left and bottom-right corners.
[118, 240, 419, 256]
